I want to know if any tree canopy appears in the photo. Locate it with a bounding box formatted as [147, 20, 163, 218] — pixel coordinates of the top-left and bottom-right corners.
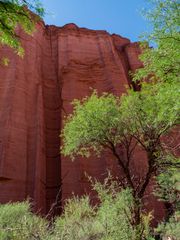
[0, 0, 44, 57]
[61, 83, 179, 199]
[62, 83, 179, 160]
[61, 92, 122, 159]
[120, 82, 179, 150]
[134, 0, 180, 84]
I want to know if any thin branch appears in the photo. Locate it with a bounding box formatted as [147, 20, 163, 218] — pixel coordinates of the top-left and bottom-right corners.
[106, 139, 135, 192]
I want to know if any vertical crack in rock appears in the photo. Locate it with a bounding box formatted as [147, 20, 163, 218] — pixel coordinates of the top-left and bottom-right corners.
[42, 26, 61, 215]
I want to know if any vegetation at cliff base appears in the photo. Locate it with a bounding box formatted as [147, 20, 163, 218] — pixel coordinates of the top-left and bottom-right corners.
[0, 201, 49, 239]
[0, 178, 156, 240]
[0, 176, 179, 239]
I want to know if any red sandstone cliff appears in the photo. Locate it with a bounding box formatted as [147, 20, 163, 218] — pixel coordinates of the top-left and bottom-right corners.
[0, 22, 164, 219]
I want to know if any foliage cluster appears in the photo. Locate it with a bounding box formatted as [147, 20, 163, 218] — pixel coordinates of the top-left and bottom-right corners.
[0, 177, 179, 240]
[0, 179, 154, 240]
[156, 211, 180, 240]
[0, 201, 48, 240]
[134, 0, 180, 84]
[0, 0, 44, 59]
[62, 82, 179, 161]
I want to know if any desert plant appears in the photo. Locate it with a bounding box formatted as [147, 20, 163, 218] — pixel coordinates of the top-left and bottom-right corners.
[0, 201, 49, 240]
[156, 211, 180, 240]
[51, 177, 154, 240]
[51, 195, 102, 240]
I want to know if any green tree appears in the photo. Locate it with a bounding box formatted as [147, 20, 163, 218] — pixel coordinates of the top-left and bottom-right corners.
[133, 0, 180, 223]
[0, 0, 44, 57]
[61, 83, 179, 228]
[120, 82, 180, 225]
[134, 0, 180, 84]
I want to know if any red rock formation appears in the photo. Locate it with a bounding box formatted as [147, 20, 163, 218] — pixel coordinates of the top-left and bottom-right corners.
[0, 22, 165, 220]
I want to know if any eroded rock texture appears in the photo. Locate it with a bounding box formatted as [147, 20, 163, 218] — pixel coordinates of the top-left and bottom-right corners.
[0, 22, 164, 220]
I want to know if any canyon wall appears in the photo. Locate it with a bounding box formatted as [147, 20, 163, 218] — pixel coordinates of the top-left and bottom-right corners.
[0, 22, 164, 220]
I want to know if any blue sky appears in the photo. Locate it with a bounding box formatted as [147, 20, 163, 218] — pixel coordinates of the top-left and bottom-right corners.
[41, 0, 151, 42]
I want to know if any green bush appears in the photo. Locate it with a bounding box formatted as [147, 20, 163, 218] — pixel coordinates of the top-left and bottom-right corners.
[0, 201, 49, 240]
[51, 178, 153, 240]
[52, 196, 100, 240]
[0, 179, 155, 240]
[156, 211, 180, 240]
[4, 178, 180, 240]
[92, 179, 135, 240]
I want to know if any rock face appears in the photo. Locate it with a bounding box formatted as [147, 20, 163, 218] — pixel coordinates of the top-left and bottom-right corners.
[0, 22, 164, 220]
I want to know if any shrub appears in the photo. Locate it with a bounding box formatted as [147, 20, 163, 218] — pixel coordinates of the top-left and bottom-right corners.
[0, 201, 49, 240]
[51, 177, 153, 240]
[52, 196, 100, 240]
[156, 211, 180, 240]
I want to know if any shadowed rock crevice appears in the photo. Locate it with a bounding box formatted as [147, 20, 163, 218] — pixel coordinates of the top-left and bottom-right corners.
[42, 26, 61, 215]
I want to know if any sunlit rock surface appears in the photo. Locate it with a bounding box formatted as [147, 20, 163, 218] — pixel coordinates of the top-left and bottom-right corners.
[0, 22, 164, 221]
